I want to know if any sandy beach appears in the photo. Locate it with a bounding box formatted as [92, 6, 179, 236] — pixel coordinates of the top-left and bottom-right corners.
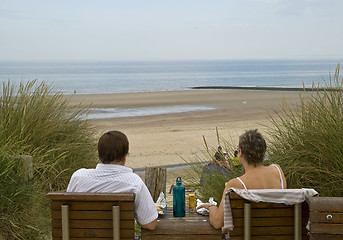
[67, 89, 301, 171]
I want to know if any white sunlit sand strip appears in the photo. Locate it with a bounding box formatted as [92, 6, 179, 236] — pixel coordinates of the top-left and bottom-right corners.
[87, 105, 216, 119]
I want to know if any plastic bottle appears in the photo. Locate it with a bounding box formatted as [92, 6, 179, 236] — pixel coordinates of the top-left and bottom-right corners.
[173, 177, 185, 217]
[188, 193, 196, 213]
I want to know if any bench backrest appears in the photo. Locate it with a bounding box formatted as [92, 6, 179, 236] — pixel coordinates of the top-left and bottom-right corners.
[47, 192, 135, 240]
[228, 192, 309, 240]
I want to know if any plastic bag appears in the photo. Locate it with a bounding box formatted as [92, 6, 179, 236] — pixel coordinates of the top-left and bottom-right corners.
[155, 192, 167, 215]
[196, 197, 217, 216]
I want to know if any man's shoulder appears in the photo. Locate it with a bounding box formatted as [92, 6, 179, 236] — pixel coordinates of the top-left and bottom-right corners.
[72, 168, 90, 175]
[70, 168, 100, 179]
[126, 172, 145, 184]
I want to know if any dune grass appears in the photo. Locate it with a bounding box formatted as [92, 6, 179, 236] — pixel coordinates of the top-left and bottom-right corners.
[0, 80, 96, 239]
[267, 63, 343, 197]
[184, 128, 244, 203]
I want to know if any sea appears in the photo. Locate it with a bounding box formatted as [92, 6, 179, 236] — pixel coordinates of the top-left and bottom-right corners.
[0, 59, 340, 119]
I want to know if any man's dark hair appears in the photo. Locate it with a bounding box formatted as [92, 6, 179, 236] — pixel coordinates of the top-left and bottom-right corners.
[98, 131, 129, 163]
[238, 129, 266, 166]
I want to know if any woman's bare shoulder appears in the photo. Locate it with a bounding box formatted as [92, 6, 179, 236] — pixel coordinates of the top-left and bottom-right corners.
[269, 163, 287, 188]
[269, 163, 284, 169]
[268, 163, 285, 174]
[225, 177, 243, 190]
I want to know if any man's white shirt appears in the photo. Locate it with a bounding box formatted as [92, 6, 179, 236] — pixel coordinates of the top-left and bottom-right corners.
[67, 163, 158, 225]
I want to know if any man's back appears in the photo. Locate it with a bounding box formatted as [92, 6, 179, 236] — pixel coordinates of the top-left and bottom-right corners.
[67, 163, 142, 193]
[66, 130, 158, 230]
[67, 163, 158, 229]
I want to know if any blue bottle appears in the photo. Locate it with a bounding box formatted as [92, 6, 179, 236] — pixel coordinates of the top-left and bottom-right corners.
[173, 177, 185, 217]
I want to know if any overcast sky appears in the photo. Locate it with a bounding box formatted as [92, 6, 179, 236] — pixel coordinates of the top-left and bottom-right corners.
[1, 0, 342, 61]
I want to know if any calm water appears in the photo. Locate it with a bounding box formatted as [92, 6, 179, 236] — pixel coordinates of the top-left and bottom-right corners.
[88, 105, 216, 119]
[1, 59, 339, 118]
[0, 59, 339, 94]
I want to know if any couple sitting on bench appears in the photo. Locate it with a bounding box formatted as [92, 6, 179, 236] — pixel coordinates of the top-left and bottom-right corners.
[49, 129, 317, 239]
[67, 129, 280, 232]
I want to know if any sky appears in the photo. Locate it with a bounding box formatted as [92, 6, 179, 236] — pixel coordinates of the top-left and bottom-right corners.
[1, 0, 342, 61]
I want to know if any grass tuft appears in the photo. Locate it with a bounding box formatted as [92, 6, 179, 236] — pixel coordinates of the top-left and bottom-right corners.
[267, 63, 343, 197]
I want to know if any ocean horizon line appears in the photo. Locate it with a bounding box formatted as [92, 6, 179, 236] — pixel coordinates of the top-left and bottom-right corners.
[66, 85, 326, 96]
[0, 57, 340, 62]
[1, 58, 339, 95]
[191, 86, 328, 92]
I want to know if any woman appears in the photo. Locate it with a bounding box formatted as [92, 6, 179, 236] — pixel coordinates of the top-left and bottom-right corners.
[197, 129, 287, 229]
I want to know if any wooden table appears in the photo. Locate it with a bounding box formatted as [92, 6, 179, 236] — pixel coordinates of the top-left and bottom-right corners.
[141, 207, 222, 239]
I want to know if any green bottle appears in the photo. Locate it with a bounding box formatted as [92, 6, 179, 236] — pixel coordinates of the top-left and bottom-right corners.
[173, 177, 185, 217]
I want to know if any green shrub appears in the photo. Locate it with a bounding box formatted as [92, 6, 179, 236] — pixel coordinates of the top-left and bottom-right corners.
[268, 63, 343, 197]
[0, 80, 96, 239]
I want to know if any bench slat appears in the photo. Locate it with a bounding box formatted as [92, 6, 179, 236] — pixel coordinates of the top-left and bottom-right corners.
[309, 197, 343, 212]
[51, 209, 134, 220]
[232, 216, 309, 227]
[310, 212, 343, 224]
[310, 235, 343, 240]
[310, 223, 343, 234]
[51, 201, 134, 211]
[143, 233, 309, 240]
[53, 238, 116, 240]
[141, 235, 222, 240]
[230, 235, 309, 240]
[52, 219, 134, 229]
[152, 219, 220, 235]
[229, 226, 309, 236]
[52, 238, 132, 240]
[52, 228, 134, 238]
[230, 199, 294, 209]
[47, 192, 134, 201]
[232, 208, 294, 217]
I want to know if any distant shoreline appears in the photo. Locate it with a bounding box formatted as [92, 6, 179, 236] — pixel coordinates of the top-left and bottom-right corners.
[191, 86, 324, 91]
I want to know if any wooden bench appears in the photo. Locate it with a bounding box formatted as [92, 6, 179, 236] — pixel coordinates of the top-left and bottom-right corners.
[227, 192, 310, 240]
[309, 197, 343, 239]
[47, 192, 135, 240]
[142, 192, 310, 240]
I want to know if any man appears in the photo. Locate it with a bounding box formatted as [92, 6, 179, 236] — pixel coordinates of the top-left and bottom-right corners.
[67, 130, 158, 230]
[213, 146, 224, 161]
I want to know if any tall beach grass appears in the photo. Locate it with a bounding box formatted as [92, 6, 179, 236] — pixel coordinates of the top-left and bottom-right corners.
[0, 80, 96, 239]
[268, 63, 343, 197]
